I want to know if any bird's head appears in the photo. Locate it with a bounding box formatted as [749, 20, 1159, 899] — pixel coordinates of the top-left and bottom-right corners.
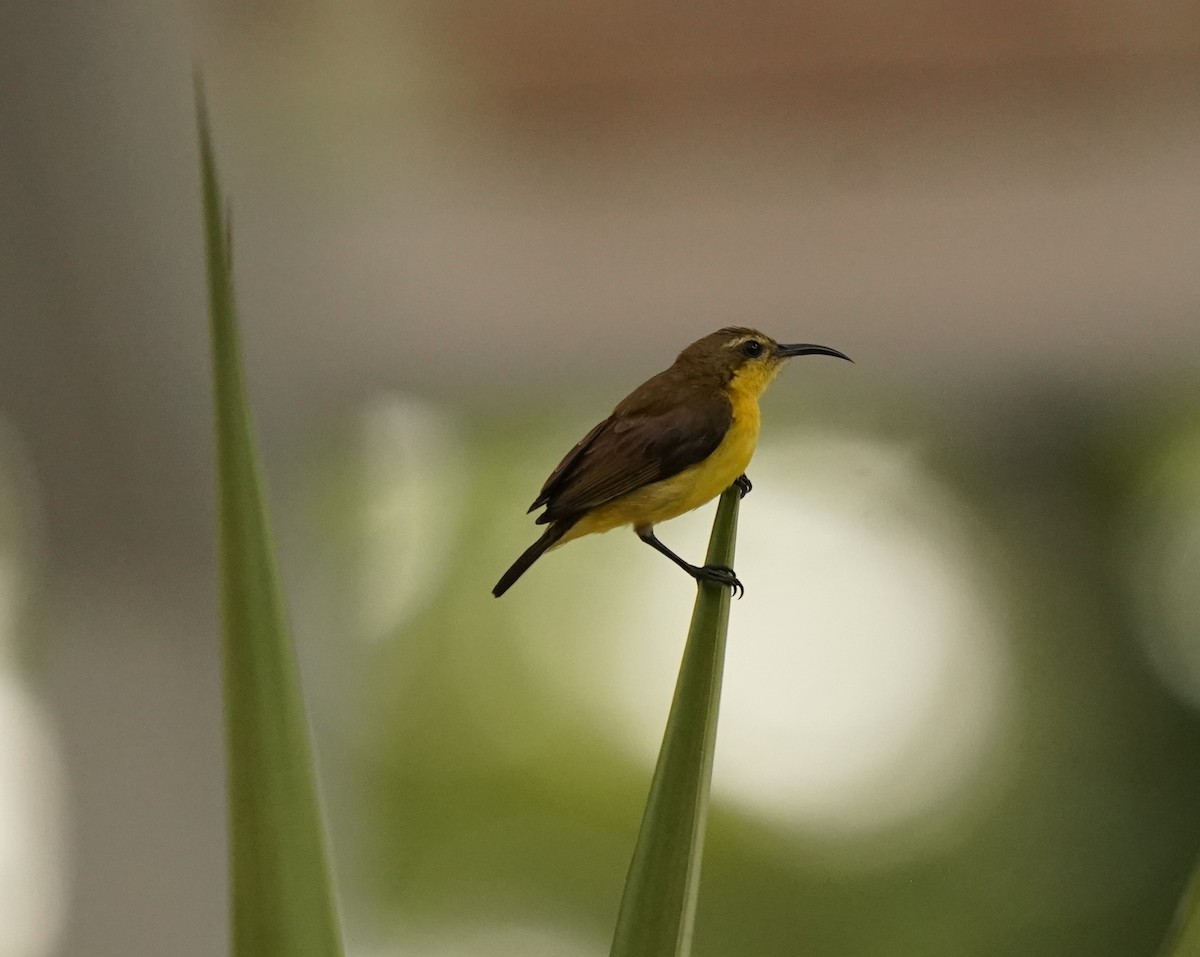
[677, 327, 852, 397]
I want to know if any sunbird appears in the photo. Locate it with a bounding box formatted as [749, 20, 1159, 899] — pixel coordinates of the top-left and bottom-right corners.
[493, 328, 851, 598]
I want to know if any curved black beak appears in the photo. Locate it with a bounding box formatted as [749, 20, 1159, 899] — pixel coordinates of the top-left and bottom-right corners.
[775, 342, 853, 362]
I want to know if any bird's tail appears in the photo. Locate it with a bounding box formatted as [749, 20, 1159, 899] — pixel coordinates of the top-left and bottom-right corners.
[493, 522, 569, 597]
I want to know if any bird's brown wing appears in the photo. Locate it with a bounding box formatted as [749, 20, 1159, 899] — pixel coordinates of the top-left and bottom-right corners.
[527, 417, 611, 514]
[530, 387, 733, 525]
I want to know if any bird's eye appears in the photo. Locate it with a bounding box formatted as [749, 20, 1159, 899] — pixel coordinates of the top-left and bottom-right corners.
[741, 339, 764, 358]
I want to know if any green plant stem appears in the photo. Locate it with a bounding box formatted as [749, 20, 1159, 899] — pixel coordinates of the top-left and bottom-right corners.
[1159, 866, 1200, 957]
[610, 486, 741, 957]
[199, 80, 345, 957]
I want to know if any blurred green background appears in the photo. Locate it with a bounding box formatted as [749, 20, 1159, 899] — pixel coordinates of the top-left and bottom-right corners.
[3, 2, 1200, 955]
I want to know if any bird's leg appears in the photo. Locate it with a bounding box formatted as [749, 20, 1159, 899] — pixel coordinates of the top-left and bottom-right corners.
[733, 473, 752, 498]
[636, 528, 744, 598]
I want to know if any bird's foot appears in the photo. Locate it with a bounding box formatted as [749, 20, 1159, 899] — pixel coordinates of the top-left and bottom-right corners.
[695, 563, 744, 599]
[733, 474, 752, 498]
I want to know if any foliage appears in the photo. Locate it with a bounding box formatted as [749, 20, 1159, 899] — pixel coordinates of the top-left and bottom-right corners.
[199, 81, 345, 957]
[611, 488, 741, 956]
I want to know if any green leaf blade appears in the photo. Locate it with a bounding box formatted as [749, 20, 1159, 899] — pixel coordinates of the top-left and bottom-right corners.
[198, 81, 345, 957]
[1159, 867, 1200, 957]
[610, 487, 740, 957]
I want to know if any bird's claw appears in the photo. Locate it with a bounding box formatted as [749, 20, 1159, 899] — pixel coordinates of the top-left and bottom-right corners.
[733, 474, 752, 498]
[698, 563, 744, 599]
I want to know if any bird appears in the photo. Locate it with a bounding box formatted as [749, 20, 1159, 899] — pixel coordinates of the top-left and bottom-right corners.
[492, 327, 851, 598]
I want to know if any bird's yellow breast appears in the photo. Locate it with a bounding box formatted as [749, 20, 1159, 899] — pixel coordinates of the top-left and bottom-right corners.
[559, 380, 762, 544]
